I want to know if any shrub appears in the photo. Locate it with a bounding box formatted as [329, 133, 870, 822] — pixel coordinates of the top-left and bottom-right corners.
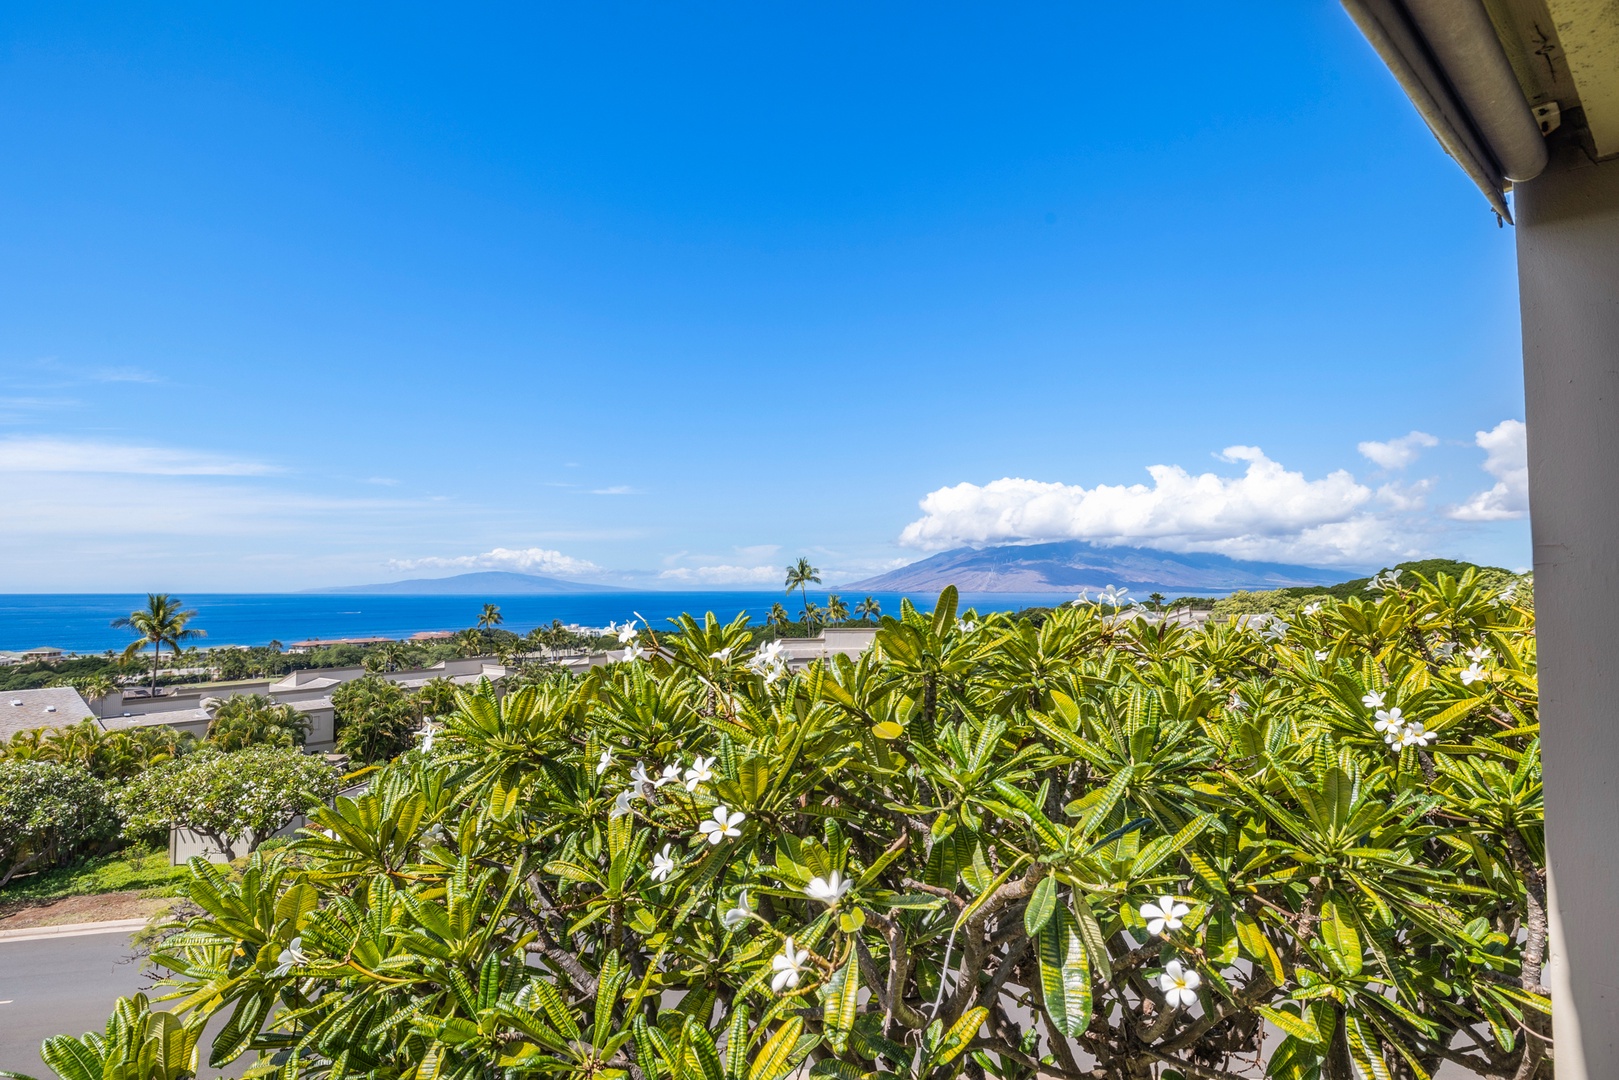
[116, 746, 339, 861]
[119, 572, 1541, 1080]
[331, 675, 417, 762]
[205, 694, 309, 751]
[0, 759, 118, 886]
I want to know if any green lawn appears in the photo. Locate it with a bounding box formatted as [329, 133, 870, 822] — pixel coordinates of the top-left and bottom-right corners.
[0, 846, 191, 906]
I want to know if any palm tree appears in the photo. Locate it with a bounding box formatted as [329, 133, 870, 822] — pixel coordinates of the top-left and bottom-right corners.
[477, 604, 503, 631]
[801, 600, 823, 632]
[785, 558, 820, 633]
[825, 594, 850, 624]
[454, 628, 485, 658]
[768, 602, 791, 632]
[111, 594, 205, 696]
[1148, 592, 1167, 613]
[854, 596, 881, 623]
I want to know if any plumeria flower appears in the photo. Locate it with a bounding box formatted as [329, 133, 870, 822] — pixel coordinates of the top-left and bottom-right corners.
[1465, 645, 1493, 663]
[1157, 959, 1201, 1009]
[1261, 619, 1289, 642]
[1373, 707, 1405, 740]
[683, 755, 715, 791]
[804, 870, 851, 905]
[1398, 722, 1437, 749]
[1460, 662, 1487, 686]
[274, 936, 308, 977]
[615, 620, 640, 645]
[596, 748, 614, 775]
[756, 640, 786, 666]
[771, 938, 810, 993]
[650, 843, 677, 882]
[1139, 895, 1190, 935]
[710, 646, 734, 662]
[1432, 641, 1457, 660]
[721, 890, 754, 930]
[1499, 583, 1518, 604]
[761, 662, 787, 686]
[1361, 690, 1386, 709]
[1072, 590, 1091, 606]
[1313, 650, 1329, 661]
[622, 640, 648, 663]
[657, 763, 684, 788]
[631, 761, 653, 787]
[1228, 692, 1246, 713]
[610, 790, 634, 818]
[956, 618, 977, 633]
[1098, 585, 1131, 607]
[1302, 602, 1322, 616]
[414, 721, 438, 753]
[697, 805, 745, 844]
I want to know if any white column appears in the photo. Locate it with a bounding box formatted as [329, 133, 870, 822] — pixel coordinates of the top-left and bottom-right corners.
[1515, 152, 1619, 1080]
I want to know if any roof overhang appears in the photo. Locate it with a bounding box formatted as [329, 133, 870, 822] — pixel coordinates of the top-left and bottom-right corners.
[1342, 0, 1619, 220]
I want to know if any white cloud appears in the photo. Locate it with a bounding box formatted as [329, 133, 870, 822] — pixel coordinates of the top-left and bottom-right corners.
[1358, 431, 1438, 469]
[1449, 420, 1529, 521]
[591, 485, 643, 496]
[899, 446, 1378, 561]
[0, 437, 276, 476]
[659, 564, 781, 585]
[388, 547, 603, 576]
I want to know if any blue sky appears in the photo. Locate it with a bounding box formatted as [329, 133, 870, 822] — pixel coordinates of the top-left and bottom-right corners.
[0, 3, 1531, 592]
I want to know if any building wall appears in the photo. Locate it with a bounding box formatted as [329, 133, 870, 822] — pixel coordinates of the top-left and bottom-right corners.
[1515, 151, 1619, 1080]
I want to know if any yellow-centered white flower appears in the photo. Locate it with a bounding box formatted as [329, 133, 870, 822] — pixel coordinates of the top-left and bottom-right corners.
[1139, 895, 1190, 935]
[805, 870, 851, 904]
[650, 843, 676, 882]
[1158, 959, 1201, 1008]
[697, 805, 745, 844]
[771, 937, 809, 993]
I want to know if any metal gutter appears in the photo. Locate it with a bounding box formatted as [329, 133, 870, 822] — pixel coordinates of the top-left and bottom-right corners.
[1341, 0, 1515, 219]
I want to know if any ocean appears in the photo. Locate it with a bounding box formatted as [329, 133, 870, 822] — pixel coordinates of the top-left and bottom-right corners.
[0, 591, 1072, 654]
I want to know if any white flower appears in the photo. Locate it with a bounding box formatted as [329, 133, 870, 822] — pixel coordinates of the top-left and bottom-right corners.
[274, 936, 308, 977]
[756, 640, 785, 666]
[651, 843, 677, 882]
[697, 805, 745, 844]
[1465, 645, 1493, 663]
[1072, 590, 1091, 606]
[622, 640, 648, 663]
[1460, 662, 1487, 686]
[683, 755, 715, 791]
[1139, 895, 1190, 935]
[414, 721, 438, 753]
[956, 618, 977, 633]
[710, 646, 734, 662]
[1157, 959, 1201, 1009]
[762, 662, 786, 685]
[610, 789, 635, 818]
[1373, 707, 1405, 739]
[1365, 569, 1401, 592]
[1499, 583, 1518, 604]
[1313, 650, 1329, 661]
[1261, 619, 1289, 642]
[1098, 585, 1131, 607]
[770, 937, 810, 993]
[1302, 602, 1322, 616]
[1398, 722, 1437, 749]
[721, 890, 754, 930]
[596, 748, 614, 775]
[805, 870, 851, 904]
[1432, 641, 1457, 660]
[657, 763, 684, 788]
[615, 620, 640, 645]
[1228, 692, 1246, 713]
[631, 761, 653, 787]
[1361, 690, 1386, 709]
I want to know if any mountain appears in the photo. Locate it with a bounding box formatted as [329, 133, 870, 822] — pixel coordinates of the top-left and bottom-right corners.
[314, 571, 627, 595]
[842, 541, 1352, 595]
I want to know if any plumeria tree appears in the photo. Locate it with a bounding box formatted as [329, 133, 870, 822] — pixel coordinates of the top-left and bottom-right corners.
[66, 572, 1547, 1080]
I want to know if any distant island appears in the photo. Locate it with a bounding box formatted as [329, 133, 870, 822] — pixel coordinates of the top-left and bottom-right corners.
[844, 540, 1351, 594]
[311, 571, 628, 595]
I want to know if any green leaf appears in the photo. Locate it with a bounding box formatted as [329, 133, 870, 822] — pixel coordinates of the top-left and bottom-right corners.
[1024, 875, 1058, 937]
[932, 1006, 987, 1067]
[1257, 1005, 1322, 1045]
[1320, 893, 1362, 977]
[1343, 1014, 1393, 1080]
[1038, 910, 1092, 1037]
[723, 1005, 751, 1080]
[1236, 913, 1285, 984]
[822, 958, 860, 1055]
[748, 1018, 804, 1080]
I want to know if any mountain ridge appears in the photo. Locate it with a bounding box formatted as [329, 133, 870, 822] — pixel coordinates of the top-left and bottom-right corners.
[842, 541, 1353, 595]
[311, 571, 627, 595]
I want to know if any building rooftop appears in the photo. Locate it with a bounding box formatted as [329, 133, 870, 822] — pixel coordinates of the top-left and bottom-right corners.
[1, 687, 95, 741]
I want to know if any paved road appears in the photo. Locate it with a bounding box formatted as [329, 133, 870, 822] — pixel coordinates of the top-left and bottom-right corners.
[0, 930, 157, 1078]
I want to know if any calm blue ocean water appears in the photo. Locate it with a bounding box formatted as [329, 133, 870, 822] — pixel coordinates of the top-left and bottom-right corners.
[0, 592, 1070, 653]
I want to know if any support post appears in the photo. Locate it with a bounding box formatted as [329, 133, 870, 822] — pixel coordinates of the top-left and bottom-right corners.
[1515, 152, 1619, 1080]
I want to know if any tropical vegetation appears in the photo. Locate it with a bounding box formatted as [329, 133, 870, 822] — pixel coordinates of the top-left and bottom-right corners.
[19, 568, 1549, 1080]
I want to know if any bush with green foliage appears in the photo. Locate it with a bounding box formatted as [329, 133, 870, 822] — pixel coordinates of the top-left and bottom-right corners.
[332, 675, 420, 763]
[205, 694, 310, 751]
[0, 759, 119, 886]
[116, 746, 339, 861]
[37, 571, 1545, 1080]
